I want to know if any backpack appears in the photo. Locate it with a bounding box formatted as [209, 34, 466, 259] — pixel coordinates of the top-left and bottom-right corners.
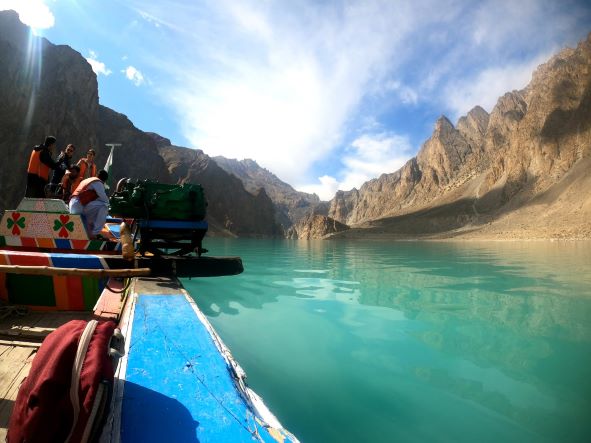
[7, 319, 124, 443]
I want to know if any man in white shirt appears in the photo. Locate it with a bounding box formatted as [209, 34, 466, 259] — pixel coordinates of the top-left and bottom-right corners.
[69, 170, 110, 238]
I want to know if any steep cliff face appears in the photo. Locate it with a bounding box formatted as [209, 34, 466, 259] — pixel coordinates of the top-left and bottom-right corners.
[97, 106, 170, 184]
[157, 142, 281, 237]
[0, 10, 98, 210]
[213, 157, 321, 231]
[328, 33, 591, 238]
[289, 214, 349, 240]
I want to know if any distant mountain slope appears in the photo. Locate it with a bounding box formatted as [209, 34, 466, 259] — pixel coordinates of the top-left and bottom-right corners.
[212, 157, 321, 231]
[152, 138, 281, 237]
[328, 33, 591, 239]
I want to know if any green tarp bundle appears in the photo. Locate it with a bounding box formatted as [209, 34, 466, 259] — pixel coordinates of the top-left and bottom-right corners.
[110, 180, 207, 221]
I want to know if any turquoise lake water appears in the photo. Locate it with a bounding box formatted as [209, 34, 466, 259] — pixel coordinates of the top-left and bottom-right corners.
[183, 239, 591, 443]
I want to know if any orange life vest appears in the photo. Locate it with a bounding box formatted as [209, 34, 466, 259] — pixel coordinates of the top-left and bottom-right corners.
[72, 177, 101, 205]
[60, 174, 77, 200]
[27, 148, 51, 181]
[78, 159, 97, 180]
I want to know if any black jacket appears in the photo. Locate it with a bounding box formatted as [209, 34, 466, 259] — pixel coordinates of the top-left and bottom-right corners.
[31, 144, 61, 170]
[50, 151, 72, 184]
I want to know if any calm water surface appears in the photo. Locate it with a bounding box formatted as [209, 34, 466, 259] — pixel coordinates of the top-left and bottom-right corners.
[183, 240, 591, 443]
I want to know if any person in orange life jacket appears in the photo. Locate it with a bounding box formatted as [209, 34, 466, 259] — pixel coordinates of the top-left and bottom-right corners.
[25, 136, 66, 198]
[69, 170, 109, 238]
[73, 148, 97, 191]
[59, 165, 80, 202]
[50, 143, 76, 185]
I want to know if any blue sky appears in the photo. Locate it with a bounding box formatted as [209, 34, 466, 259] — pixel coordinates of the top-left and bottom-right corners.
[2, 0, 591, 200]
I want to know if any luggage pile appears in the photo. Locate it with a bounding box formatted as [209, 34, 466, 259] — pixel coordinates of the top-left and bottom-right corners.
[109, 179, 207, 221]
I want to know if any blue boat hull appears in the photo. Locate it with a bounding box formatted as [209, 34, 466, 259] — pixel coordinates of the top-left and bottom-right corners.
[102, 278, 298, 442]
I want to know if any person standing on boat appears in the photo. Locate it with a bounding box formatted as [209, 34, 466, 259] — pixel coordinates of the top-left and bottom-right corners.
[73, 148, 97, 190]
[50, 144, 75, 185]
[25, 136, 65, 198]
[69, 170, 109, 238]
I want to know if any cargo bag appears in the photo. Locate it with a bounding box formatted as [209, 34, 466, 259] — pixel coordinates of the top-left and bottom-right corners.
[7, 319, 124, 443]
[109, 179, 207, 220]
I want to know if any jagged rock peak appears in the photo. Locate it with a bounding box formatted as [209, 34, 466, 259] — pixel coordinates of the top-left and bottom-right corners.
[292, 214, 349, 239]
[242, 158, 259, 168]
[457, 106, 490, 144]
[435, 115, 455, 132]
[491, 91, 527, 122]
[466, 106, 489, 127]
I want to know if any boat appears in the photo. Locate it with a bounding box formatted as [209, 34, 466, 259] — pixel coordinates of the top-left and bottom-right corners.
[0, 182, 298, 442]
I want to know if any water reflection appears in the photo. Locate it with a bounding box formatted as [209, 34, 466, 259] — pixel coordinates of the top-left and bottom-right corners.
[184, 239, 591, 443]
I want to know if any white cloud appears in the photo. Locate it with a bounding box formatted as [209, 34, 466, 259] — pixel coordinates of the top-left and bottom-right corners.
[299, 132, 413, 200]
[138, 10, 161, 28]
[0, 0, 54, 29]
[137, 0, 427, 184]
[123, 66, 145, 86]
[86, 50, 112, 76]
[469, 0, 578, 52]
[384, 80, 419, 105]
[116, 0, 589, 199]
[444, 52, 552, 119]
[299, 175, 341, 201]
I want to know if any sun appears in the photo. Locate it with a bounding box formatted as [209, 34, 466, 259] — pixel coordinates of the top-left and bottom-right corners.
[0, 0, 55, 30]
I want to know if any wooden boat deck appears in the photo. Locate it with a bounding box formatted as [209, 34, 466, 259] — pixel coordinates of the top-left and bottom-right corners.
[0, 311, 93, 440]
[0, 279, 125, 440]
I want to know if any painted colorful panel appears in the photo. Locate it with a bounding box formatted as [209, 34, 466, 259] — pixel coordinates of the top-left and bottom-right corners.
[0, 211, 89, 240]
[37, 238, 56, 249]
[0, 250, 109, 310]
[54, 239, 72, 249]
[16, 198, 68, 212]
[3, 236, 21, 247]
[6, 274, 56, 306]
[71, 239, 89, 250]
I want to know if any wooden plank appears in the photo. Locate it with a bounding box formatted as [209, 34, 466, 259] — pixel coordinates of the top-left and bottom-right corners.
[93, 279, 126, 321]
[0, 339, 41, 348]
[0, 345, 11, 357]
[0, 265, 150, 278]
[0, 349, 34, 402]
[0, 311, 95, 439]
[0, 348, 34, 438]
[0, 312, 43, 327]
[0, 347, 34, 397]
[0, 311, 91, 350]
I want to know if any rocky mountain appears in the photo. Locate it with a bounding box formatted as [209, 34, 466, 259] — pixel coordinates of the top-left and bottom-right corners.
[212, 157, 322, 231]
[0, 11, 279, 237]
[153, 138, 281, 237]
[96, 106, 170, 185]
[328, 33, 591, 240]
[290, 214, 349, 240]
